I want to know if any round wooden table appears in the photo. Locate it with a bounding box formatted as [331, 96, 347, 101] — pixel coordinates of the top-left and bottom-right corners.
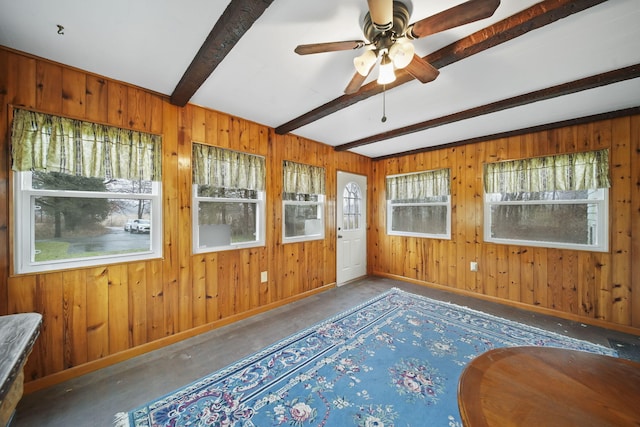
[458, 346, 640, 427]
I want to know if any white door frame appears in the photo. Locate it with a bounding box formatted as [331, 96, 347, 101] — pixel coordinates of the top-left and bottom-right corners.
[336, 171, 367, 286]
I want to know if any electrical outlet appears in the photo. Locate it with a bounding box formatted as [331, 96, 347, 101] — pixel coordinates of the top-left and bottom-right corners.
[260, 271, 268, 283]
[470, 262, 478, 272]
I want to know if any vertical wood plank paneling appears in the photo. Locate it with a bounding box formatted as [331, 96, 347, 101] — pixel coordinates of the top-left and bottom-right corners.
[127, 86, 147, 130]
[578, 252, 596, 317]
[36, 61, 63, 112]
[0, 49, 10, 317]
[177, 106, 193, 332]
[3, 47, 640, 388]
[631, 115, 640, 328]
[451, 147, 463, 288]
[205, 253, 220, 322]
[610, 117, 632, 324]
[192, 255, 208, 328]
[62, 270, 88, 368]
[86, 266, 109, 360]
[61, 68, 86, 118]
[190, 107, 206, 328]
[462, 145, 478, 293]
[62, 270, 87, 369]
[595, 252, 612, 321]
[107, 80, 127, 128]
[146, 259, 165, 341]
[546, 250, 563, 310]
[483, 244, 497, 298]
[218, 251, 239, 318]
[520, 247, 534, 305]
[495, 245, 509, 300]
[506, 137, 523, 302]
[107, 264, 129, 354]
[146, 92, 164, 135]
[36, 273, 64, 376]
[561, 252, 578, 315]
[507, 247, 522, 302]
[85, 76, 108, 123]
[128, 262, 148, 347]
[239, 249, 251, 312]
[532, 247, 548, 308]
[591, 121, 613, 321]
[371, 116, 638, 329]
[162, 102, 179, 338]
[472, 143, 484, 293]
[438, 150, 451, 285]
[5, 52, 37, 108]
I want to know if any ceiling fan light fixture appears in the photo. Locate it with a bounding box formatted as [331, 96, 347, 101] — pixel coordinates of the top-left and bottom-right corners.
[354, 49, 377, 76]
[389, 39, 414, 69]
[377, 53, 396, 85]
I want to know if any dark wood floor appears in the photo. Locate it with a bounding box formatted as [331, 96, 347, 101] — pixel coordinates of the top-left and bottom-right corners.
[12, 276, 640, 427]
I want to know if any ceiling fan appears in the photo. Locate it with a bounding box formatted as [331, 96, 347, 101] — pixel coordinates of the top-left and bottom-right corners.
[295, 0, 500, 94]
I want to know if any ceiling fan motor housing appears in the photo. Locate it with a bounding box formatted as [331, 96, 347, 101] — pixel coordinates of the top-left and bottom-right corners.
[363, 1, 411, 48]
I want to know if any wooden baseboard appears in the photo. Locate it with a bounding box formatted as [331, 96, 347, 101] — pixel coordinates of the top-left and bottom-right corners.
[24, 283, 335, 395]
[374, 272, 640, 337]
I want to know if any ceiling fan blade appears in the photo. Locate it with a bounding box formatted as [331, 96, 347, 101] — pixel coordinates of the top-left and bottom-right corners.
[408, 0, 500, 39]
[344, 71, 369, 94]
[367, 0, 393, 31]
[405, 55, 440, 83]
[294, 40, 366, 55]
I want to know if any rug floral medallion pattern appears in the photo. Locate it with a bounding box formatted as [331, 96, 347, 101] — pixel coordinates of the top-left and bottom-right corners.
[117, 289, 615, 427]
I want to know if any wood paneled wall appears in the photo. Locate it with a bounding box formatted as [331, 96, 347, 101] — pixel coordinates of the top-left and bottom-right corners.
[0, 47, 370, 387]
[371, 116, 640, 331]
[2, 46, 639, 389]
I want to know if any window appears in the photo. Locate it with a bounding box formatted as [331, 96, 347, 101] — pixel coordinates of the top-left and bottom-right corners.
[342, 182, 363, 231]
[282, 161, 325, 242]
[386, 169, 451, 239]
[483, 149, 610, 252]
[192, 144, 265, 252]
[11, 108, 162, 274]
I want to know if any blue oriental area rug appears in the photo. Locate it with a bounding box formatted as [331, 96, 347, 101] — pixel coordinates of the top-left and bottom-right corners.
[115, 288, 616, 427]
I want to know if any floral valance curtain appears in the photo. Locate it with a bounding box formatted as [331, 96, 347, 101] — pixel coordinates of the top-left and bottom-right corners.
[386, 168, 450, 200]
[483, 149, 610, 194]
[283, 161, 325, 195]
[10, 108, 162, 181]
[192, 144, 265, 191]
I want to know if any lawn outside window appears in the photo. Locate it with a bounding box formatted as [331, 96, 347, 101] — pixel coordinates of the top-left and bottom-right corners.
[11, 108, 162, 274]
[483, 149, 610, 252]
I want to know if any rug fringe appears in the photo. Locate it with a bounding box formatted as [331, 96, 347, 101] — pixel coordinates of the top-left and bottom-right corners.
[113, 412, 130, 427]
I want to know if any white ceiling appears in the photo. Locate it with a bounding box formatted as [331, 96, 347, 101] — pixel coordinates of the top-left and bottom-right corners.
[1, 0, 639, 158]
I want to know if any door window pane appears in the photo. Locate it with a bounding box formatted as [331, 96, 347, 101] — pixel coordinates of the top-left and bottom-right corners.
[342, 182, 362, 231]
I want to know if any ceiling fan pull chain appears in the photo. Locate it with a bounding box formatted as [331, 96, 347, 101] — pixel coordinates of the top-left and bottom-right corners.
[381, 85, 387, 123]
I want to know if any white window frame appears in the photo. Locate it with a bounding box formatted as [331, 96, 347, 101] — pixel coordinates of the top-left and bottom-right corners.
[14, 171, 162, 274]
[192, 184, 266, 253]
[484, 188, 609, 252]
[385, 170, 451, 239]
[282, 195, 326, 243]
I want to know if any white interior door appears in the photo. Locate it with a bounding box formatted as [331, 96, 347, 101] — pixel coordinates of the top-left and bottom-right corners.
[337, 171, 367, 286]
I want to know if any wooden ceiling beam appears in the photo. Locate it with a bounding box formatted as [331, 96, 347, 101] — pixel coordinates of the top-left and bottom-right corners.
[170, 0, 275, 107]
[274, 0, 607, 135]
[336, 63, 640, 151]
